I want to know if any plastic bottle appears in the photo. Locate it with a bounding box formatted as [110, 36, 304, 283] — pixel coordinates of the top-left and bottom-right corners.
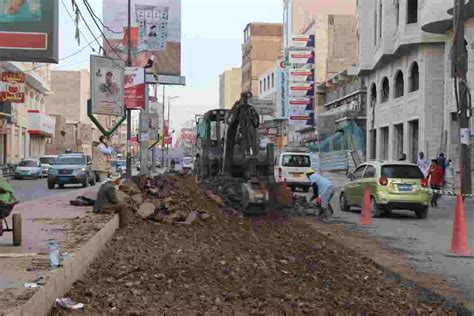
[48, 240, 60, 268]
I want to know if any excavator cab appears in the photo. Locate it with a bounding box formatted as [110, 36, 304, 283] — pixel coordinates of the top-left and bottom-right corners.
[193, 109, 228, 182]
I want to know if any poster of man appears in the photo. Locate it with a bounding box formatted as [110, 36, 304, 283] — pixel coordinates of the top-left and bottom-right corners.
[0, 0, 42, 22]
[90, 55, 124, 117]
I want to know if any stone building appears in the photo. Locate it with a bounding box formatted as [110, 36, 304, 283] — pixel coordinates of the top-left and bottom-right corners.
[241, 23, 283, 96]
[357, 0, 448, 162]
[219, 68, 242, 110]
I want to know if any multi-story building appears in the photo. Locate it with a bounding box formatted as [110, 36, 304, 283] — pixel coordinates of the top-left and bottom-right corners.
[46, 70, 121, 156]
[0, 62, 54, 164]
[219, 68, 242, 110]
[357, 0, 448, 163]
[302, 14, 357, 84]
[422, 0, 474, 184]
[241, 23, 283, 96]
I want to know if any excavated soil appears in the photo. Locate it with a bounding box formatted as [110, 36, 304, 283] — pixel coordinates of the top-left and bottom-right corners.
[51, 176, 464, 315]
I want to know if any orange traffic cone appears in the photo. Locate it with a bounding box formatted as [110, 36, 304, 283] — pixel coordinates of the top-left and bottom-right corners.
[450, 194, 471, 256]
[359, 185, 372, 225]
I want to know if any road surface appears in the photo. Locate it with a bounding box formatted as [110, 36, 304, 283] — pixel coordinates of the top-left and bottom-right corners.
[297, 171, 474, 306]
[7, 178, 88, 203]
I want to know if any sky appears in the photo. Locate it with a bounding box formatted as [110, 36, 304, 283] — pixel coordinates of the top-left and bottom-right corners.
[55, 0, 284, 131]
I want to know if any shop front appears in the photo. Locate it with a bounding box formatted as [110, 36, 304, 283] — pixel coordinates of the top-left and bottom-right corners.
[28, 110, 55, 158]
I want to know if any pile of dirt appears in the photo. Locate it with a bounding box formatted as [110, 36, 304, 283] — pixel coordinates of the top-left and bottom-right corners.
[50, 175, 465, 315]
[118, 174, 211, 226]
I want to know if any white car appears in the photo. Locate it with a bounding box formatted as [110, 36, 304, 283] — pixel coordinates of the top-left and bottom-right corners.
[14, 159, 43, 180]
[182, 157, 194, 170]
[274, 149, 312, 192]
[39, 155, 58, 177]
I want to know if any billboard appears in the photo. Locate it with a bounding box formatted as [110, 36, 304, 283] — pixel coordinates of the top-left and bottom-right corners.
[103, 0, 181, 77]
[124, 67, 145, 110]
[90, 55, 125, 116]
[288, 50, 314, 64]
[0, 72, 25, 103]
[291, 35, 315, 48]
[0, 0, 58, 63]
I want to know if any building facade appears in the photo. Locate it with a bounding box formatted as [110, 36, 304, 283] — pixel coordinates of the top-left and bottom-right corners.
[219, 68, 242, 110]
[241, 23, 283, 96]
[357, 0, 448, 163]
[0, 62, 53, 164]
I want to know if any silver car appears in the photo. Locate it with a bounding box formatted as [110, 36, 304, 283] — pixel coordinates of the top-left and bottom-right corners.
[47, 154, 96, 189]
[14, 159, 43, 180]
[39, 155, 58, 177]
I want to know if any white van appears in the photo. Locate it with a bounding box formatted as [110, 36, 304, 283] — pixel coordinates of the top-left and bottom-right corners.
[274, 149, 311, 192]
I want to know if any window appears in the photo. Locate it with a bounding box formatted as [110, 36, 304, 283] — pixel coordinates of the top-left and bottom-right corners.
[353, 165, 367, 180]
[267, 75, 270, 89]
[263, 78, 266, 92]
[282, 155, 311, 167]
[260, 80, 263, 94]
[395, 0, 400, 26]
[409, 62, 419, 92]
[374, 7, 377, 45]
[370, 83, 377, 106]
[379, 0, 382, 38]
[271, 73, 274, 88]
[381, 77, 390, 102]
[394, 71, 404, 98]
[407, 0, 418, 24]
[381, 165, 424, 179]
[364, 165, 377, 178]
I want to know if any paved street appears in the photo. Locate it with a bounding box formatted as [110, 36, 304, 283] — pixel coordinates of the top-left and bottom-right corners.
[298, 172, 474, 304]
[7, 178, 89, 203]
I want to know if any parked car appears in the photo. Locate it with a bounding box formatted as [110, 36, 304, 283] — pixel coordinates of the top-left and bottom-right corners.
[111, 159, 126, 177]
[14, 159, 42, 179]
[47, 154, 96, 189]
[39, 155, 58, 177]
[182, 157, 194, 171]
[339, 161, 430, 219]
[274, 148, 312, 192]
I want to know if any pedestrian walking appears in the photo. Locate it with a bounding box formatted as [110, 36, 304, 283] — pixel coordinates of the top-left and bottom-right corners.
[306, 169, 335, 221]
[92, 136, 113, 182]
[170, 158, 176, 170]
[417, 152, 428, 177]
[427, 159, 444, 207]
[437, 153, 447, 175]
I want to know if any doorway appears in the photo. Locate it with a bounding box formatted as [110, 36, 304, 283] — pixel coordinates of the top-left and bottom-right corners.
[393, 124, 404, 160]
[380, 127, 389, 160]
[409, 120, 419, 163]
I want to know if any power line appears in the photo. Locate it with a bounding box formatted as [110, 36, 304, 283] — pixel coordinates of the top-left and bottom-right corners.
[82, 0, 121, 34]
[81, 0, 125, 62]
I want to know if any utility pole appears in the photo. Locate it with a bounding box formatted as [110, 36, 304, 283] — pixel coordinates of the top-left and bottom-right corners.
[139, 86, 150, 175]
[161, 85, 166, 168]
[151, 85, 158, 173]
[125, 0, 132, 179]
[453, 0, 472, 195]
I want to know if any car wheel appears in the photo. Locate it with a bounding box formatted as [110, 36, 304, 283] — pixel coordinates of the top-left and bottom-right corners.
[90, 173, 96, 186]
[47, 181, 55, 189]
[82, 175, 89, 188]
[415, 206, 429, 219]
[339, 193, 350, 212]
[370, 197, 383, 218]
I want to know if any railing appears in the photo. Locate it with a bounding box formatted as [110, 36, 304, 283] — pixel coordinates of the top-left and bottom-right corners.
[0, 165, 16, 179]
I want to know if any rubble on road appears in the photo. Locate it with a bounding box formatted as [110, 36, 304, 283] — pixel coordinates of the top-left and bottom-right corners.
[50, 174, 467, 315]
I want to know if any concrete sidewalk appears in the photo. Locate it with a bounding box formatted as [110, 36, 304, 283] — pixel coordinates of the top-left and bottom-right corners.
[0, 186, 118, 315]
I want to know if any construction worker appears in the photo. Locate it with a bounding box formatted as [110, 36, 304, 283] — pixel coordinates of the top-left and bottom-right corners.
[93, 173, 122, 214]
[306, 169, 335, 220]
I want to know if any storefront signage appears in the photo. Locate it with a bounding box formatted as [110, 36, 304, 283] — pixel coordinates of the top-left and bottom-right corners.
[0, 72, 26, 103]
[124, 67, 145, 110]
[28, 110, 55, 136]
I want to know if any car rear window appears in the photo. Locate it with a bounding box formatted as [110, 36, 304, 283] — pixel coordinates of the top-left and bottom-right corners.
[19, 160, 37, 167]
[54, 156, 85, 165]
[40, 157, 56, 164]
[381, 165, 424, 179]
[183, 158, 192, 164]
[282, 155, 311, 167]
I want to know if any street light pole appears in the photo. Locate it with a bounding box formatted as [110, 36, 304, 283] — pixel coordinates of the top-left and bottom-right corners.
[125, 0, 132, 179]
[166, 96, 179, 155]
[161, 85, 166, 168]
[453, 0, 472, 195]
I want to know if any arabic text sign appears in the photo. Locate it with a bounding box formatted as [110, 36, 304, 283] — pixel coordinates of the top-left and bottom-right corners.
[289, 82, 315, 97]
[288, 50, 314, 64]
[291, 35, 315, 48]
[0, 72, 25, 103]
[289, 68, 314, 82]
[124, 67, 145, 110]
[90, 55, 125, 117]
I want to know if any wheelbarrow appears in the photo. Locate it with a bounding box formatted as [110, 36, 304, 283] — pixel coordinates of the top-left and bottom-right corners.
[0, 199, 21, 246]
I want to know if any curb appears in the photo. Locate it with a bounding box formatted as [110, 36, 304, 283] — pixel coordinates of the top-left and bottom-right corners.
[6, 214, 120, 316]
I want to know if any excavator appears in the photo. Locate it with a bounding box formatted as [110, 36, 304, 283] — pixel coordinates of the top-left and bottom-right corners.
[193, 91, 283, 214]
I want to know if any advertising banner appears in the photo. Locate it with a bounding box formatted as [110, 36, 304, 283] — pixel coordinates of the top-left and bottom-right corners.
[287, 98, 314, 127]
[90, 55, 125, 116]
[275, 60, 287, 118]
[0, 72, 25, 103]
[291, 35, 315, 48]
[288, 50, 314, 64]
[124, 67, 145, 110]
[288, 112, 314, 127]
[289, 68, 314, 82]
[103, 0, 182, 76]
[28, 111, 56, 136]
[0, 0, 58, 63]
[289, 82, 315, 97]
